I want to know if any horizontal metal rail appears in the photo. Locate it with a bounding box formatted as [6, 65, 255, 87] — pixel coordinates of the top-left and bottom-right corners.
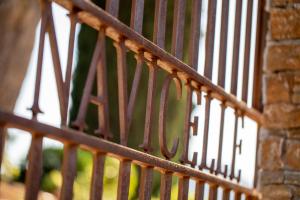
[54, 0, 263, 124]
[0, 110, 260, 198]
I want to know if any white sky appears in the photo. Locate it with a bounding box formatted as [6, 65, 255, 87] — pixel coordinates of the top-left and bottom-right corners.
[5, 0, 259, 190]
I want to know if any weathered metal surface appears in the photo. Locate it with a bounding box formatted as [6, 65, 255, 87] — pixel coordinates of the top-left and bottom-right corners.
[0, 111, 260, 197]
[218, 0, 229, 88]
[24, 135, 43, 200]
[60, 144, 77, 200]
[139, 166, 154, 200]
[171, 0, 186, 59]
[231, 0, 243, 96]
[0, 0, 267, 198]
[90, 152, 105, 200]
[153, 0, 168, 48]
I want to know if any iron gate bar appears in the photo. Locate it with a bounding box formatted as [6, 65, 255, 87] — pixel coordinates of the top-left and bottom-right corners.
[230, 0, 243, 96]
[0, 110, 260, 197]
[203, 0, 217, 79]
[217, 0, 229, 88]
[153, 0, 168, 49]
[171, 0, 186, 60]
[53, 0, 263, 124]
[188, 0, 202, 70]
[242, 0, 254, 102]
[252, 0, 268, 110]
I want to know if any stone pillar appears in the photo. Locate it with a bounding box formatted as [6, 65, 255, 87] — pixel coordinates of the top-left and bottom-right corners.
[258, 0, 300, 199]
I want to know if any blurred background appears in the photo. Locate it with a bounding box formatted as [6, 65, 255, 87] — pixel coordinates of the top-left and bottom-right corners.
[0, 0, 259, 199]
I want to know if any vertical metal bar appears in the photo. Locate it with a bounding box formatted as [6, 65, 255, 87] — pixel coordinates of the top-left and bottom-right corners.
[30, 2, 48, 119]
[63, 13, 77, 126]
[117, 160, 132, 200]
[253, 126, 260, 188]
[114, 39, 128, 146]
[130, 0, 145, 34]
[208, 184, 218, 200]
[188, 0, 202, 69]
[160, 171, 173, 200]
[140, 60, 157, 152]
[0, 125, 6, 174]
[203, 0, 217, 79]
[242, 0, 254, 102]
[139, 166, 154, 200]
[178, 176, 189, 200]
[229, 112, 241, 181]
[252, 0, 267, 110]
[60, 144, 77, 200]
[127, 52, 143, 128]
[171, 0, 186, 59]
[230, 0, 243, 95]
[153, 0, 168, 48]
[95, 27, 111, 139]
[223, 188, 231, 200]
[48, 4, 67, 118]
[72, 29, 106, 131]
[105, 0, 120, 17]
[217, 0, 229, 87]
[180, 84, 199, 167]
[195, 180, 205, 200]
[215, 102, 228, 177]
[90, 152, 105, 200]
[25, 135, 43, 200]
[199, 92, 215, 172]
[234, 192, 242, 200]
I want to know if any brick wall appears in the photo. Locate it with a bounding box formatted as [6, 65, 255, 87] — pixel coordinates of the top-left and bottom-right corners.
[258, 0, 300, 199]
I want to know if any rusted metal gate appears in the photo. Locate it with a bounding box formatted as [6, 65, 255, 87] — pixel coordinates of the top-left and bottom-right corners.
[0, 0, 267, 199]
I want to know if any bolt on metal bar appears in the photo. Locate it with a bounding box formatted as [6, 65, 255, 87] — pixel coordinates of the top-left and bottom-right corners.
[242, 0, 254, 102]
